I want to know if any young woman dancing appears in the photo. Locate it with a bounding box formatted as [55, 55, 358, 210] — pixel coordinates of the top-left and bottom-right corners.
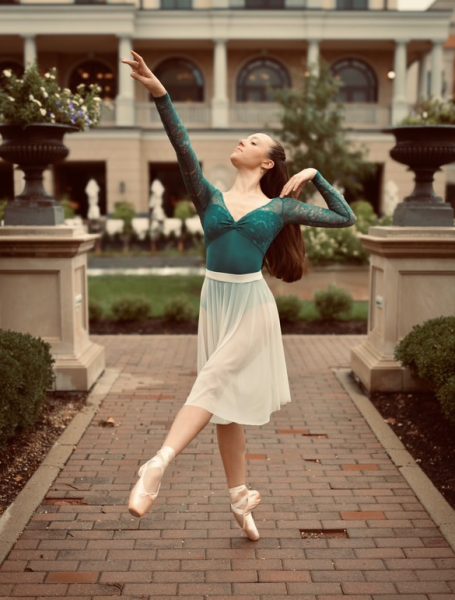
[122, 50, 356, 541]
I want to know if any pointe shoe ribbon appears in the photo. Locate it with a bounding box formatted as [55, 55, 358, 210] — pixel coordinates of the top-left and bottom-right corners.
[230, 489, 262, 541]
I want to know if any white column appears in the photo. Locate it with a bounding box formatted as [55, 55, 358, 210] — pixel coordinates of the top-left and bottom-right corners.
[443, 49, 454, 101]
[23, 35, 37, 69]
[211, 39, 228, 128]
[418, 53, 429, 101]
[307, 39, 320, 76]
[430, 40, 444, 99]
[116, 36, 135, 127]
[391, 40, 408, 125]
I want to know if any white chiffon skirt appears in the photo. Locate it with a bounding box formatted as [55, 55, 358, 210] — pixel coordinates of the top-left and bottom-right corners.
[183, 268, 292, 426]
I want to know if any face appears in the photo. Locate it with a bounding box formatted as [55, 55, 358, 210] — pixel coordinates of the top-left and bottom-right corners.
[230, 132, 275, 172]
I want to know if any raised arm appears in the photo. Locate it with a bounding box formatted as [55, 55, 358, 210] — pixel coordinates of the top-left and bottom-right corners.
[121, 50, 215, 218]
[153, 93, 216, 218]
[281, 171, 357, 228]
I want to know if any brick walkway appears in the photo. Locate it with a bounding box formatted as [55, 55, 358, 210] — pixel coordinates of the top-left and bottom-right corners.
[1, 334, 454, 599]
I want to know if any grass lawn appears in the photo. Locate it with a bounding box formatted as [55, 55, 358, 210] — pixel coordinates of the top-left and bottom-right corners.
[88, 274, 368, 321]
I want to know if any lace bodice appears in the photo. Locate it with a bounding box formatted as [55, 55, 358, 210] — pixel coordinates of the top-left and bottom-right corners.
[154, 92, 357, 274]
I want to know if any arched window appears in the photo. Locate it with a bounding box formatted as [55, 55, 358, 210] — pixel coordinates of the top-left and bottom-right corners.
[331, 58, 378, 103]
[237, 58, 291, 102]
[153, 58, 204, 101]
[68, 60, 116, 99]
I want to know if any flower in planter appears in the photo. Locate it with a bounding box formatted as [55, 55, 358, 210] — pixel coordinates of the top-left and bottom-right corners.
[400, 97, 455, 126]
[0, 61, 103, 131]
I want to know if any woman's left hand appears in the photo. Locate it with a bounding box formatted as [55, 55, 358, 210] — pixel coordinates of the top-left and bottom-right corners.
[279, 168, 318, 198]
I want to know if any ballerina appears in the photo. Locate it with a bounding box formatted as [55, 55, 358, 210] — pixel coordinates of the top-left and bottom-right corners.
[121, 50, 356, 541]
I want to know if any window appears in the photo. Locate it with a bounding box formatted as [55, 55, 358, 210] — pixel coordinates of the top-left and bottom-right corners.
[237, 58, 291, 102]
[68, 60, 116, 100]
[154, 58, 204, 101]
[331, 58, 377, 103]
[160, 0, 192, 8]
[245, 0, 285, 8]
[336, 0, 368, 9]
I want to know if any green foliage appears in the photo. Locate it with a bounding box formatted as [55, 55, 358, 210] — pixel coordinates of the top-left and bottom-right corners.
[274, 61, 374, 199]
[400, 98, 455, 125]
[163, 295, 196, 322]
[0, 329, 55, 448]
[437, 375, 455, 424]
[275, 295, 303, 322]
[394, 316, 455, 388]
[0, 198, 7, 222]
[314, 284, 353, 320]
[0, 62, 102, 130]
[60, 194, 78, 219]
[394, 316, 455, 424]
[89, 298, 104, 321]
[110, 296, 151, 322]
[112, 201, 135, 236]
[303, 200, 392, 265]
[174, 199, 196, 221]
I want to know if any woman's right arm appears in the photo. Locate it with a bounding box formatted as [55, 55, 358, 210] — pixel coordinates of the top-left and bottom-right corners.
[121, 51, 214, 218]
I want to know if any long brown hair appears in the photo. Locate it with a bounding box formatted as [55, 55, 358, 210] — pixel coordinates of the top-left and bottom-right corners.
[260, 139, 306, 282]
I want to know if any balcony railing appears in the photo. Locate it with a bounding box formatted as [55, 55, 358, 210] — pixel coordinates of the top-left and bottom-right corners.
[96, 100, 393, 129]
[136, 101, 211, 127]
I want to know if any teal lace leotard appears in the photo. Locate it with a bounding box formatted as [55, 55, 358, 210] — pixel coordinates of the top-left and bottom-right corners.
[154, 92, 357, 275]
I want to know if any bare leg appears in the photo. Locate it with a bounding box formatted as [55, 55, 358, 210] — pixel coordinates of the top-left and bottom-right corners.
[216, 422, 247, 488]
[141, 405, 213, 491]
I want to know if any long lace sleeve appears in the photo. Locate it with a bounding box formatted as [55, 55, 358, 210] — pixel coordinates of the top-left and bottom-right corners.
[153, 92, 216, 217]
[281, 171, 357, 228]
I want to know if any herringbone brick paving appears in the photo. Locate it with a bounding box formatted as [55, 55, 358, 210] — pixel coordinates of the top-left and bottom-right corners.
[0, 334, 454, 599]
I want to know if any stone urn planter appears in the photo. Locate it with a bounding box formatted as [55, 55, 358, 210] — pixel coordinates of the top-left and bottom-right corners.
[383, 125, 455, 226]
[0, 122, 79, 226]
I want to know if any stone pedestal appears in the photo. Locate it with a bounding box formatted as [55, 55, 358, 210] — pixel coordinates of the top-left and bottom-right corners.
[351, 226, 455, 392]
[0, 225, 105, 391]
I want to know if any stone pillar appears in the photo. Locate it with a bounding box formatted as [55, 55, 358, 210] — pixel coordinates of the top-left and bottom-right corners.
[443, 48, 454, 100]
[307, 39, 320, 76]
[0, 226, 106, 391]
[430, 40, 444, 99]
[392, 40, 408, 125]
[116, 36, 135, 127]
[211, 39, 229, 128]
[351, 226, 455, 392]
[418, 52, 429, 101]
[23, 35, 37, 68]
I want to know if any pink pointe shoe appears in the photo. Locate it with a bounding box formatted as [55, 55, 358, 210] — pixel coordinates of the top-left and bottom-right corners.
[128, 446, 175, 518]
[229, 484, 262, 541]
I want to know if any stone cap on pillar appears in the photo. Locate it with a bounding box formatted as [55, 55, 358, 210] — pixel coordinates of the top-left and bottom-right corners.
[0, 225, 100, 258]
[359, 225, 455, 257]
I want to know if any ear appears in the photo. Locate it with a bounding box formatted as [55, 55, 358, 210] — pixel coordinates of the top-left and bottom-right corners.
[262, 159, 274, 171]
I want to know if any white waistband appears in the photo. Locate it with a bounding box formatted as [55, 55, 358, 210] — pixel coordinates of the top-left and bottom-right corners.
[205, 268, 263, 283]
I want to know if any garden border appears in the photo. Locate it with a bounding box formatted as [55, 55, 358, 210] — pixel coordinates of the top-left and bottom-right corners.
[0, 367, 121, 565]
[334, 368, 455, 553]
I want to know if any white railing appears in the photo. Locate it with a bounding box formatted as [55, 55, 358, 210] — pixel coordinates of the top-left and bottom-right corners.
[343, 103, 392, 128]
[136, 101, 211, 127]
[95, 99, 393, 129]
[229, 102, 283, 128]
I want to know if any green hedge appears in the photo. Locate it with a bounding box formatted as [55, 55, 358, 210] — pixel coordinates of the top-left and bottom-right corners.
[394, 316, 455, 424]
[0, 329, 55, 449]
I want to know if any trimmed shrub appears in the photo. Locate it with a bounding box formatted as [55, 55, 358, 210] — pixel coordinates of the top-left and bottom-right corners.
[275, 295, 303, 323]
[314, 284, 353, 320]
[110, 296, 151, 322]
[163, 295, 195, 323]
[0, 329, 55, 448]
[394, 316, 455, 388]
[89, 299, 104, 321]
[437, 375, 455, 424]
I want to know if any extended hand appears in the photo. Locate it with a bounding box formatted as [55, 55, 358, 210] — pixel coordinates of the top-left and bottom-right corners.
[121, 50, 166, 97]
[279, 168, 318, 198]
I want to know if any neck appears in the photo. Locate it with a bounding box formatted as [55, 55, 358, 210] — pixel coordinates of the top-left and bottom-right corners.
[228, 168, 263, 195]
